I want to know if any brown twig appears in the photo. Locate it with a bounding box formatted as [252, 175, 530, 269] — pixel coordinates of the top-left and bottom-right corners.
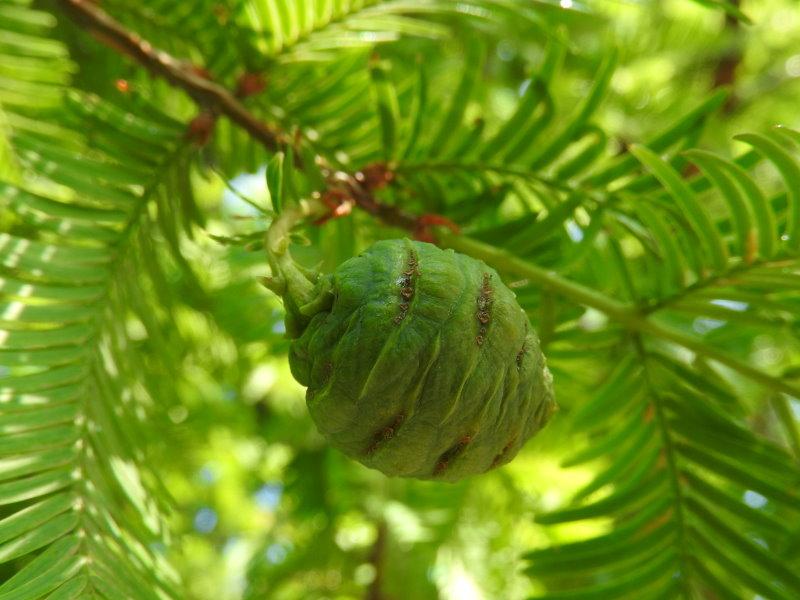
[327, 169, 419, 232]
[58, 0, 286, 151]
[711, 0, 743, 114]
[57, 0, 426, 234]
[364, 521, 389, 600]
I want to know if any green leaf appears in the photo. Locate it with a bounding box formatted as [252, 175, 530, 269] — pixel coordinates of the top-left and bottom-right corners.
[531, 549, 678, 599]
[0, 535, 81, 600]
[480, 78, 548, 162]
[682, 471, 785, 537]
[562, 404, 647, 466]
[735, 132, 800, 249]
[569, 354, 642, 430]
[0, 183, 128, 224]
[683, 149, 753, 260]
[401, 60, 427, 160]
[675, 442, 800, 509]
[554, 125, 607, 180]
[535, 471, 669, 524]
[0, 364, 85, 394]
[631, 145, 728, 272]
[369, 56, 400, 160]
[529, 49, 617, 170]
[584, 90, 728, 187]
[428, 40, 484, 158]
[690, 0, 752, 23]
[691, 523, 793, 600]
[634, 201, 686, 293]
[0, 493, 73, 545]
[0, 402, 79, 434]
[266, 151, 285, 214]
[0, 324, 91, 350]
[43, 576, 88, 600]
[0, 446, 77, 481]
[525, 493, 672, 561]
[688, 496, 800, 593]
[687, 555, 750, 600]
[525, 520, 675, 575]
[0, 511, 78, 563]
[572, 424, 659, 501]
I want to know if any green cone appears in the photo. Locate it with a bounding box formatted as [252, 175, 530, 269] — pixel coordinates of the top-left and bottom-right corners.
[283, 238, 555, 481]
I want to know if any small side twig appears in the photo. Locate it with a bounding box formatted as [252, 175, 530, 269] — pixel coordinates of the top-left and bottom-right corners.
[58, 0, 286, 151]
[58, 0, 422, 233]
[364, 521, 389, 600]
[711, 0, 743, 114]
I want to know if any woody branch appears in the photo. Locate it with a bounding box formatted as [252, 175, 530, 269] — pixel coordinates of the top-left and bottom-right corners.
[57, 0, 423, 233]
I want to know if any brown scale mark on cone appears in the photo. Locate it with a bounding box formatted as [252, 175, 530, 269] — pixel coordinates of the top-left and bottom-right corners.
[489, 437, 517, 470]
[516, 325, 529, 370]
[320, 361, 334, 384]
[364, 412, 406, 456]
[475, 273, 493, 346]
[433, 434, 473, 476]
[516, 344, 527, 369]
[393, 251, 419, 324]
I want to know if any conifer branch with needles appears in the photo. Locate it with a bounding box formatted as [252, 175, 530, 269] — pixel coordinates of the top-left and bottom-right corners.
[56, 0, 800, 406]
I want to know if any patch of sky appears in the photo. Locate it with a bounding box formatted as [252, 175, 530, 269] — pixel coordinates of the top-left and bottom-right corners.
[223, 536, 241, 556]
[265, 543, 288, 564]
[194, 507, 218, 533]
[197, 463, 218, 485]
[496, 40, 515, 62]
[709, 299, 748, 312]
[692, 317, 726, 334]
[222, 167, 268, 216]
[566, 220, 584, 242]
[254, 483, 283, 511]
[222, 385, 237, 402]
[743, 490, 768, 509]
[790, 398, 800, 420]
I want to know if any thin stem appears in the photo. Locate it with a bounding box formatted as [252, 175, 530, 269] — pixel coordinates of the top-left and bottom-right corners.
[58, 0, 287, 151]
[439, 231, 800, 398]
[771, 395, 800, 461]
[636, 317, 800, 398]
[265, 199, 321, 256]
[262, 198, 325, 303]
[364, 521, 388, 600]
[643, 256, 799, 314]
[634, 337, 692, 599]
[211, 165, 272, 216]
[397, 160, 575, 193]
[438, 231, 635, 322]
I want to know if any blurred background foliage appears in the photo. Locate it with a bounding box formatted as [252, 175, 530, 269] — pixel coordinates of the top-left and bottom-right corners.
[161, 4, 800, 597]
[1, 0, 800, 599]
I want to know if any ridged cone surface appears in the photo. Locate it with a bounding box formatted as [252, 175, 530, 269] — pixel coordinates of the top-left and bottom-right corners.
[289, 239, 555, 481]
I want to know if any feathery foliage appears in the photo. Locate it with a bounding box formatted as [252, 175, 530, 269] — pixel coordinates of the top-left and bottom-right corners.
[1, 0, 799, 598]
